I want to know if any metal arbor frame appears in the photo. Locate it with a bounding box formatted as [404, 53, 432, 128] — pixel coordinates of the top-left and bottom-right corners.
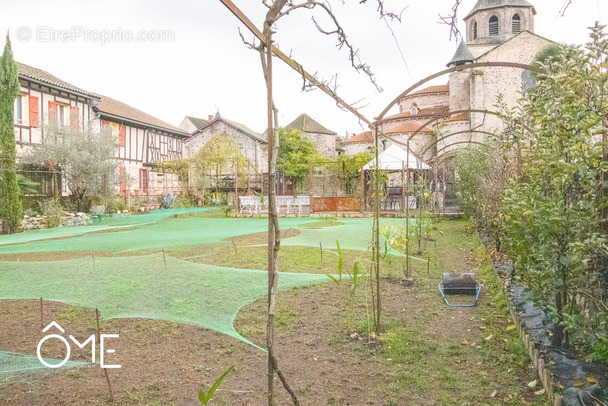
[218, 0, 548, 376]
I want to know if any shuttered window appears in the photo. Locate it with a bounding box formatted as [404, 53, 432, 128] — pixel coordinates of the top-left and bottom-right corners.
[512, 14, 521, 33]
[489, 16, 499, 36]
[29, 96, 39, 128]
[119, 166, 127, 196]
[70, 106, 80, 130]
[119, 124, 126, 147]
[139, 168, 149, 191]
[473, 21, 478, 39]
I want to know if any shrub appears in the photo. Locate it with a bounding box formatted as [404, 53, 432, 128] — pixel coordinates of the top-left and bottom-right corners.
[42, 199, 64, 228]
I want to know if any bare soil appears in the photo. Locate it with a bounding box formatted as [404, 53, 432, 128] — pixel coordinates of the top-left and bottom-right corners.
[0, 219, 546, 405]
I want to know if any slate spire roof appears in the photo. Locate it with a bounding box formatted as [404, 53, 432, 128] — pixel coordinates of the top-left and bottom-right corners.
[447, 41, 475, 67]
[465, 0, 536, 19]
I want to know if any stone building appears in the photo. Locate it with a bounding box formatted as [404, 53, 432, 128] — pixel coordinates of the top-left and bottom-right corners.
[181, 112, 267, 174]
[284, 113, 339, 158]
[341, 131, 373, 156]
[342, 0, 553, 161]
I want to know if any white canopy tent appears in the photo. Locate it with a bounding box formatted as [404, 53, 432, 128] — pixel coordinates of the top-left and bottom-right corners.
[363, 144, 430, 171]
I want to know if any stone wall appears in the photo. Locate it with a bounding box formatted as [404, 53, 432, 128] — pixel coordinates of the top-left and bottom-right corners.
[475, 32, 553, 133]
[342, 142, 372, 156]
[184, 120, 267, 173]
[305, 132, 338, 158]
[18, 212, 92, 231]
[464, 6, 535, 43]
[484, 241, 608, 406]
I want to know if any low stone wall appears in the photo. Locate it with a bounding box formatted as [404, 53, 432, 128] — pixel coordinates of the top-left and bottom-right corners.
[488, 253, 608, 405]
[19, 212, 92, 231]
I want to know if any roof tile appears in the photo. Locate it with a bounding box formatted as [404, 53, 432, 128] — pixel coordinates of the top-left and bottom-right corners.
[17, 61, 98, 98]
[386, 122, 433, 134]
[285, 113, 336, 135]
[343, 131, 373, 143]
[96, 95, 187, 135]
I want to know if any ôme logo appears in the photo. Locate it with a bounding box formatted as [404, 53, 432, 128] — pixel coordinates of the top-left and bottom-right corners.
[37, 321, 121, 369]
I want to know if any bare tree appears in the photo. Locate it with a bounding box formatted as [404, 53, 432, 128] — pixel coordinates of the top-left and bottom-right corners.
[221, 1, 466, 404]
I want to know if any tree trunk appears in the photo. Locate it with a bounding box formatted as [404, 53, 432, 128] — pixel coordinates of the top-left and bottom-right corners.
[551, 290, 565, 347]
[265, 25, 278, 406]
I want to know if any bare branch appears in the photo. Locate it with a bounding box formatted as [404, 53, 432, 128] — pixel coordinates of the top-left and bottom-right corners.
[279, 0, 384, 92]
[438, 0, 462, 42]
[238, 27, 259, 50]
[359, 0, 404, 22]
[559, 0, 573, 17]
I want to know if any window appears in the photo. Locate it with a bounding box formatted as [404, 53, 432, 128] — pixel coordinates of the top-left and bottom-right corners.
[58, 105, 66, 125]
[489, 16, 499, 36]
[473, 21, 478, 39]
[512, 14, 521, 33]
[411, 104, 419, 115]
[139, 168, 149, 191]
[48, 101, 68, 127]
[14, 96, 23, 125]
[14, 95, 29, 125]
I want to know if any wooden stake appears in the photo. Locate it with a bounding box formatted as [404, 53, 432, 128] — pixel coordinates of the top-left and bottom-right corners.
[406, 139, 410, 278]
[319, 243, 323, 264]
[360, 163, 365, 213]
[427, 258, 430, 275]
[96, 308, 115, 403]
[401, 161, 406, 214]
[309, 161, 314, 214]
[162, 249, 167, 270]
[95, 308, 101, 347]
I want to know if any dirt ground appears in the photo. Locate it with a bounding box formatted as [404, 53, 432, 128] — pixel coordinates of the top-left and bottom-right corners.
[0, 219, 546, 405]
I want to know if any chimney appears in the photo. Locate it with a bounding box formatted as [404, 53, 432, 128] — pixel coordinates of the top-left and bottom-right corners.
[208, 115, 214, 121]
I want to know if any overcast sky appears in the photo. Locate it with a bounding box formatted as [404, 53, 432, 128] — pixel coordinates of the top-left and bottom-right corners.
[2, 0, 607, 139]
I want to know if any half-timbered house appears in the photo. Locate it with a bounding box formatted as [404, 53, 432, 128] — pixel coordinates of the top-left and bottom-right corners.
[93, 96, 189, 197]
[13, 62, 189, 199]
[13, 62, 100, 196]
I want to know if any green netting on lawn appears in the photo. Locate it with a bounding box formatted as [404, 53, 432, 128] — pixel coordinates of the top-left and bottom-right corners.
[0, 351, 88, 380]
[91, 207, 212, 226]
[0, 215, 317, 255]
[0, 254, 328, 349]
[280, 217, 427, 262]
[0, 208, 210, 248]
[0, 214, 423, 261]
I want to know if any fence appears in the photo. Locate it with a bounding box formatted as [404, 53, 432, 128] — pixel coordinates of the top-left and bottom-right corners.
[308, 161, 365, 212]
[0, 165, 63, 197]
